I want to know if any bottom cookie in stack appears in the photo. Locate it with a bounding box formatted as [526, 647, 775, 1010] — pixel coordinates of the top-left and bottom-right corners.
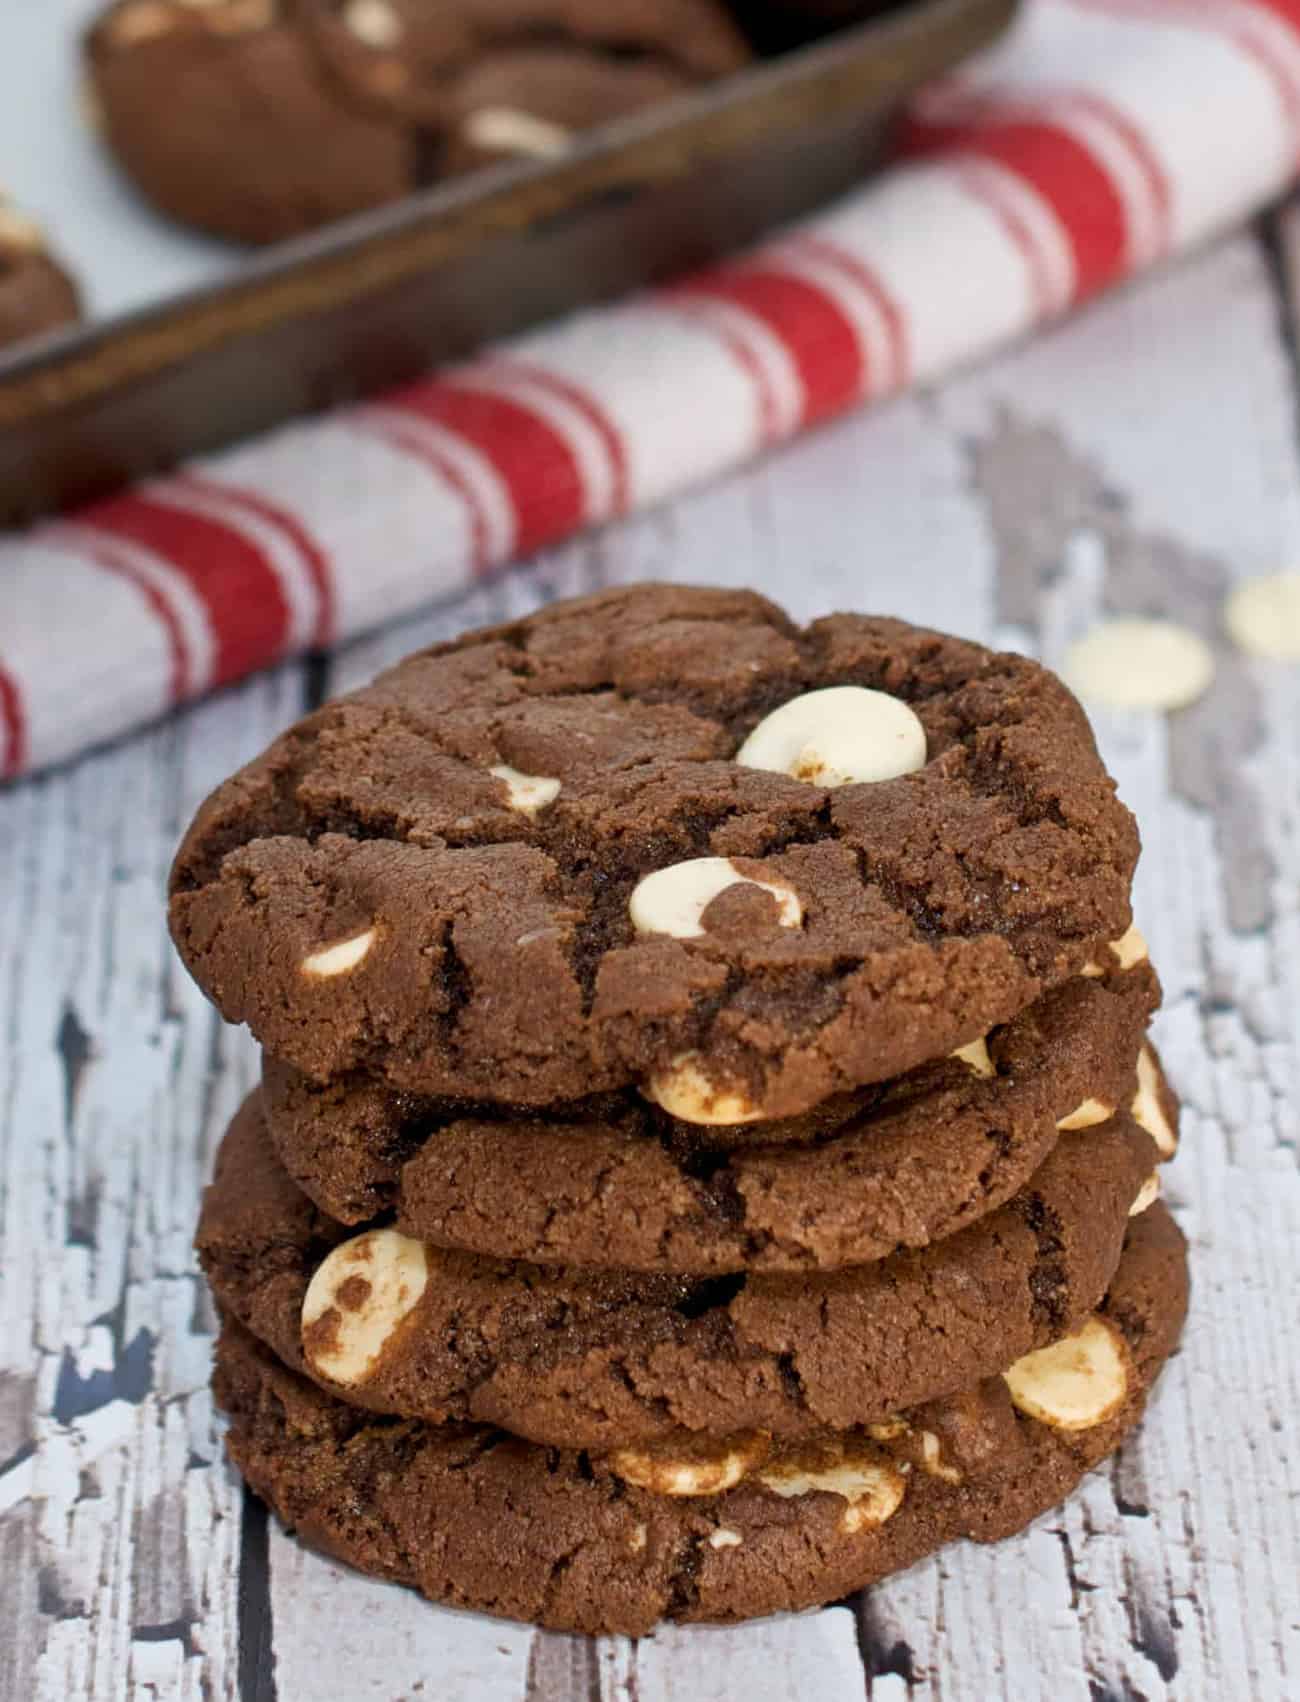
[214, 1205, 1187, 1635]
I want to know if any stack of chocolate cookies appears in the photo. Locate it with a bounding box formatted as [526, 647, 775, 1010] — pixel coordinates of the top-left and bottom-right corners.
[173, 585, 1188, 1635]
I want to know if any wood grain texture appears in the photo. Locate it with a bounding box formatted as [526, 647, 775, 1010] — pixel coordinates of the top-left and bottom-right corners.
[3, 221, 1298, 1702]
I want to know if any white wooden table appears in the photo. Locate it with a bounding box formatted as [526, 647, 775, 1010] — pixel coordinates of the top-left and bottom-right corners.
[3, 212, 1299, 1702]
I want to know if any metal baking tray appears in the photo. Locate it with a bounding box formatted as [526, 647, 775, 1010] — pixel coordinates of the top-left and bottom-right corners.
[0, 0, 1016, 527]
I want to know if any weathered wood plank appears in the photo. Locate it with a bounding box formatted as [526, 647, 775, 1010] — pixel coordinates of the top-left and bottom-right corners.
[0, 668, 304, 1702]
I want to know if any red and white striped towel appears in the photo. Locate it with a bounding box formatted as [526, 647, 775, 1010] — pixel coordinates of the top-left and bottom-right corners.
[5, 0, 1300, 782]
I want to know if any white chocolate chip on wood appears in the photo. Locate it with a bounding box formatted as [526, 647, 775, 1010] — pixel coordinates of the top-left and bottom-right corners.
[301, 1228, 428, 1388]
[1003, 1315, 1129, 1431]
[1056, 1096, 1114, 1131]
[1224, 571, 1300, 661]
[643, 1054, 764, 1127]
[490, 764, 561, 817]
[708, 1527, 743, 1550]
[301, 927, 377, 979]
[629, 857, 803, 941]
[342, 0, 402, 48]
[1132, 1046, 1176, 1157]
[1064, 618, 1214, 711]
[608, 1432, 770, 1497]
[951, 1035, 995, 1077]
[758, 1440, 907, 1534]
[1129, 1171, 1161, 1216]
[462, 107, 573, 159]
[736, 686, 927, 787]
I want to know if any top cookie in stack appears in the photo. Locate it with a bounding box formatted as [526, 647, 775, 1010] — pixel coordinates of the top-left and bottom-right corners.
[175, 585, 1187, 1633]
[171, 584, 1140, 1113]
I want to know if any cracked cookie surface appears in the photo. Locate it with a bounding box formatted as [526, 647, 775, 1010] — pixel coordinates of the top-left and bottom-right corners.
[170, 585, 1141, 1116]
[198, 1089, 1162, 1447]
[262, 960, 1165, 1271]
[212, 1203, 1188, 1634]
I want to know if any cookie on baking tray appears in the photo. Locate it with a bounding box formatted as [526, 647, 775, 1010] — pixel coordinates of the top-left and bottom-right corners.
[259, 954, 1171, 1270]
[169, 585, 1141, 1119]
[84, 0, 751, 243]
[0, 196, 81, 352]
[214, 1204, 1188, 1635]
[198, 1087, 1165, 1448]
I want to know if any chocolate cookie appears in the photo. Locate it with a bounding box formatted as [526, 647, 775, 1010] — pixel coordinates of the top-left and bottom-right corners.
[86, 0, 415, 244]
[299, 0, 747, 126]
[0, 199, 81, 352]
[170, 586, 1141, 1118]
[213, 1203, 1189, 1634]
[197, 1090, 1160, 1446]
[262, 958, 1166, 1271]
[86, 0, 749, 244]
[438, 48, 691, 177]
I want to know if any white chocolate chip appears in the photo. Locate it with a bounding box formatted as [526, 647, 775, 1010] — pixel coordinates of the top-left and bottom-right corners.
[514, 926, 561, 948]
[1082, 924, 1148, 978]
[839, 1482, 907, 1535]
[1129, 1170, 1160, 1216]
[708, 1527, 743, 1550]
[643, 1054, 764, 1127]
[1109, 924, 1148, 971]
[205, 0, 274, 32]
[107, 1, 179, 44]
[1224, 572, 1300, 661]
[0, 205, 44, 253]
[629, 857, 803, 941]
[1003, 1315, 1129, 1432]
[342, 0, 402, 48]
[866, 1418, 908, 1442]
[1056, 1096, 1114, 1132]
[462, 107, 573, 159]
[301, 1229, 428, 1388]
[951, 1035, 995, 1078]
[120, 0, 271, 34]
[1132, 1046, 1176, 1157]
[758, 1440, 907, 1535]
[608, 1432, 769, 1497]
[918, 1430, 962, 1485]
[301, 927, 377, 979]
[490, 764, 561, 817]
[627, 1523, 647, 1553]
[736, 687, 927, 787]
[1063, 618, 1214, 711]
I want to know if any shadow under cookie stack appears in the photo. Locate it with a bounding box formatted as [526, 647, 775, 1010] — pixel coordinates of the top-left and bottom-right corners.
[173, 585, 1189, 1635]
